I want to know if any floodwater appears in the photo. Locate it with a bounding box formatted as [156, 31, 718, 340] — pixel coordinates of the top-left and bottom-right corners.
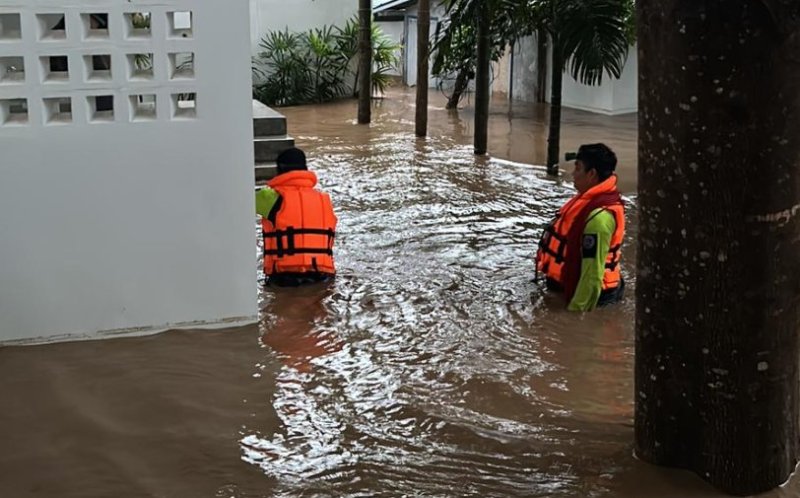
[0, 88, 796, 497]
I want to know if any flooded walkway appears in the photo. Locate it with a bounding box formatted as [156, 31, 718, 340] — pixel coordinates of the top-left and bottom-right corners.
[0, 89, 795, 497]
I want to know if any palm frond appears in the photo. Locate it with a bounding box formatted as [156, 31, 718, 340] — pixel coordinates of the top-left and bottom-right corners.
[557, 0, 630, 85]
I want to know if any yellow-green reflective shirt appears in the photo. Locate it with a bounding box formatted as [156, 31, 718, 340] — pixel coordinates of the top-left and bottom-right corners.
[255, 188, 279, 218]
[567, 208, 616, 312]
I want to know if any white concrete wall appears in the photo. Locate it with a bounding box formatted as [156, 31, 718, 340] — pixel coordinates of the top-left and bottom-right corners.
[491, 44, 512, 96]
[402, 2, 445, 88]
[0, 0, 257, 344]
[510, 35, 541, 103]
[545, 43, 638, 115]
[376, 20, 404, 76]
[611, 48, 637, 114]
[249, 0, 356, 55]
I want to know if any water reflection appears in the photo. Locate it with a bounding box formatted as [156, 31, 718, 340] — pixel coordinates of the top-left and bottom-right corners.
[259, 284, 342, 373]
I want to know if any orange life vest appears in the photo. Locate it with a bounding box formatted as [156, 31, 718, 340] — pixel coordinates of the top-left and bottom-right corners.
[261, 170, 337, 276]
[535, 175, 625, 301]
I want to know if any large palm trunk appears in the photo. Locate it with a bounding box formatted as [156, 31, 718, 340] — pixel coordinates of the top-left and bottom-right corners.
[357, 0, 372, 124]
[636, 1, 800, 494]
[473, 3, 490, 155]
[545, 35, 563, 175]
[415, 0, 430, 137]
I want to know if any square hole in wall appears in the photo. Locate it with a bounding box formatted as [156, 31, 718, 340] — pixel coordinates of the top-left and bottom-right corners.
[124, 12, 151, 38]
[0, 57, 24, 84]
[129, 94, 156, 121]
[167, 11, 192, 38]
[40, 55, 69, 82]
[84, 54, 112, 81]
[0, 98, 28, 125]
[171, 93, 196, 119]
[0, 13, 22, 40]
[81, 13, 109, 39]
[37, 14, 66, 41]
[169, 52, 194, 79]
[43, 97, 72, 124]
[127, 53, 153, 80]
[87, 95, 114, 122]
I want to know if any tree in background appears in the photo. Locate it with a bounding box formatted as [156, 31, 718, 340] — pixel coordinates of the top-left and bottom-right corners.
[415, 0, 431, 137]
[474, 1, 490, 154]
[433, 0, 631, 171]
[432, 0, 522, 111]
[536, 0, 631, 174]
[357, 0, 372, 123]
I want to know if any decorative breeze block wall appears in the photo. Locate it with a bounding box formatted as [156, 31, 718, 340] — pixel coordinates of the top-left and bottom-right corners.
[0, 7, 197, 125]
[0, 0, 257, 344]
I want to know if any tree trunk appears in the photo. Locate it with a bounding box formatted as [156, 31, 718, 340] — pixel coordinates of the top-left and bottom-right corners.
[446, 67, 471, 110]
[545, 35, 563, 175]
[474, 4, 490, 155]
[636, 1, 800, 495]
[415, 0, 430, 137]
[536, 28, 547, 103]
[357, 0, 372, 124]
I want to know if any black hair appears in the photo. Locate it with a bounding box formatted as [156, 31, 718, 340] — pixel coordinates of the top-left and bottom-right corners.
[276, 147, 308, 175]
[575, 143, 617, 181]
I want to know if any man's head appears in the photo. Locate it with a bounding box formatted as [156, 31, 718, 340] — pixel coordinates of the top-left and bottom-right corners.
[276, 147, 307, 175]
[571, 143, 617, 193]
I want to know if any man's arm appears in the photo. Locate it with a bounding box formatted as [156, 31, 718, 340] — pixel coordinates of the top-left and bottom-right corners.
[255, 187, 279, 218]
[567, 209, 616, 311]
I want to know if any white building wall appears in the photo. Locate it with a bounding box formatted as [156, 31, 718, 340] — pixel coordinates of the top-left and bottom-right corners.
[375, 20, 404, 77]
[510, 35, 541, 103]
[491, 44, 512, 96]
[546, 43, 638, 115]
[611, 48, 637, 114]
[0, 0, 257, 344]
[249, 0, 356, 54]
[375, 2, 444, 87]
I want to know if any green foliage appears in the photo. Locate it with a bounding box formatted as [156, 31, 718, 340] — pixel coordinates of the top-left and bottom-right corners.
[130, 12, 153, 71]
[434, 0, 633, 90]
[371, 29, 402, 95]
[432, 0, 535, 101]
[550, 0, 631, 85]
[252, 18, 401, 107]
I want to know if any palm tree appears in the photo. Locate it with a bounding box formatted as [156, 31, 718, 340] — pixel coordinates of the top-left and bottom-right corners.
[541, 0, 630, 174]
[415, 0, 431, 137]
[436, 0, 532, 153]
[474, 1, 490, 154]
[357, 0, 372, 124]
[435, 0, 630, 171]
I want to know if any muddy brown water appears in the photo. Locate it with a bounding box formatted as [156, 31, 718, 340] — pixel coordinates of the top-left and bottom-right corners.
[1, 89, 797, 497]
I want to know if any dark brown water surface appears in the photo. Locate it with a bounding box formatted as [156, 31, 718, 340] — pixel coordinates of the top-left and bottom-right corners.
[1, 89, 796, 497]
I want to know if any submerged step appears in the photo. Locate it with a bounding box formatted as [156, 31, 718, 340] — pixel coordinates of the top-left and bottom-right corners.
[252, 101, 287, 137]
[253, 135, 295, 162]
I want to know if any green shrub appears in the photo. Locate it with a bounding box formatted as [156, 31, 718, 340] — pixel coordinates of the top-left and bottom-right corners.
[253, 18, 401, 107]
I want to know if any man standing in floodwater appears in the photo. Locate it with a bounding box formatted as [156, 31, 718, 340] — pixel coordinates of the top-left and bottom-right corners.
[255, 147, 337, 286]
[535, 143, 626, 311]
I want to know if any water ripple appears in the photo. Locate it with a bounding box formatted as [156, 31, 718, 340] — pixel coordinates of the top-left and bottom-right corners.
[245, 131, 638, 496]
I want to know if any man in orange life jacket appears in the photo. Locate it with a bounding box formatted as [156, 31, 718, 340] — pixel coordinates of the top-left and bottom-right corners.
[255, 148, 337, 287]
[535, 143, 625, 311]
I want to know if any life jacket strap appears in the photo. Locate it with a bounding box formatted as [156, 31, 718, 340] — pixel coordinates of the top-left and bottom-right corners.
[605, 243, 622, 270]
[263, 227, 336, 256]
[263, 247, 333, 256]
